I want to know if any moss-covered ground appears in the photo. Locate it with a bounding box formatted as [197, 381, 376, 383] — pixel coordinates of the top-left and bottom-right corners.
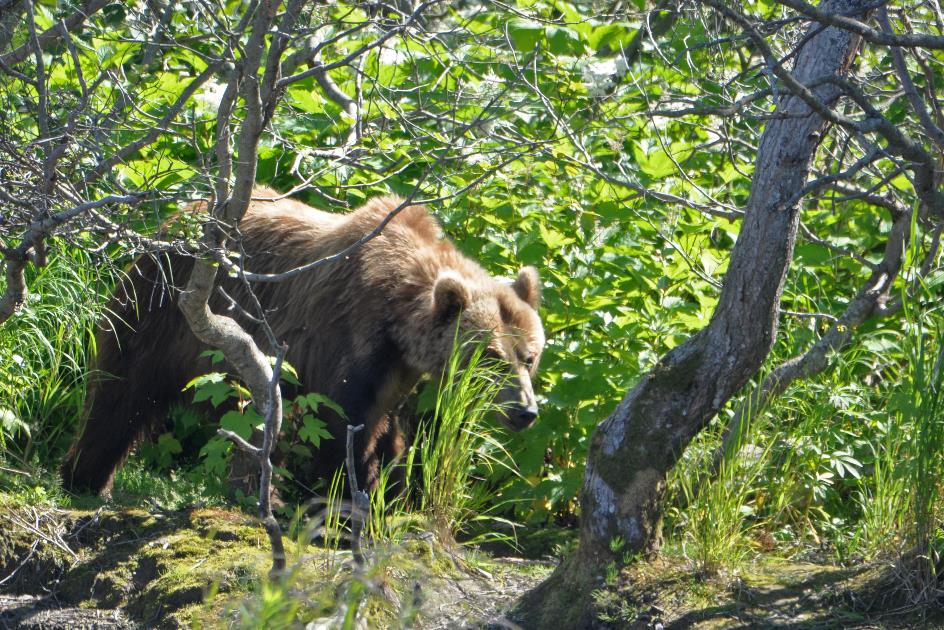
[3, 471, 944, 629]
[577, 555, 944, 629]
[0, 490, 554, 628]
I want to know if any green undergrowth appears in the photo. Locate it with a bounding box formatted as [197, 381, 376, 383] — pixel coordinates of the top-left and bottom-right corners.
[0, 498, 264, 624]
[0, 244, 115, 462]
[0, 333, 551, 628]
[0, 455, 230, 514]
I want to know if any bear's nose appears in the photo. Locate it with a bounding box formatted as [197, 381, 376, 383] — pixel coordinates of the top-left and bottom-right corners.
[518, 405, 538, 424]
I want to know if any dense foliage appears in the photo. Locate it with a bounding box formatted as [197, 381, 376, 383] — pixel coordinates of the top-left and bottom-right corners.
[1, 0, 943, 586]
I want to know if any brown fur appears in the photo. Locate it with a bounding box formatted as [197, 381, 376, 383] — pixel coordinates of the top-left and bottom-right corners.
[60, 187, 544, 495]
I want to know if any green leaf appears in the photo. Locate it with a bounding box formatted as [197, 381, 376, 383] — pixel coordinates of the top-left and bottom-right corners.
[632, 143, 676, 179]
[508, 19, 543, 51]
[278, 360, 300, 386]
[0, 408, 29, 439]
[199, 349, 225, 365]
[299, 415, 333, 448]
[546, 26, 583, 56]
[539, 223, 575, 249]
[200, 437, 232, 476]
[157, 432, 182, 455]
[588, 23, 636, 51]
[220, 410, 255, 440]
[300, 392, 347, 419]
[287, 87, 326, 114]
[185, 372, 233, 408]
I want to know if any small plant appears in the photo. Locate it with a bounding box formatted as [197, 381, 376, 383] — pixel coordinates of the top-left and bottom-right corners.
[401, 333, 518, 543]
[669, 387, 773, 574]
[0, 408, 29, 450]
[182, 354, 337, 493]
[232, 579, 301, 630]
[316, 468, 347, 571]
[367, 459, 422, 544]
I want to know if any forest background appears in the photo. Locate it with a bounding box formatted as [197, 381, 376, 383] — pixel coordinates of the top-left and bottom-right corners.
[2, 0, 944, 627]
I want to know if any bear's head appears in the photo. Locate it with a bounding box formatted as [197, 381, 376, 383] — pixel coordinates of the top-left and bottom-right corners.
[430, 266, 545, 431]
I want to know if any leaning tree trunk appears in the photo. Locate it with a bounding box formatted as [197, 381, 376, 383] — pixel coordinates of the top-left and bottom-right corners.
[518, 1, 866, 626]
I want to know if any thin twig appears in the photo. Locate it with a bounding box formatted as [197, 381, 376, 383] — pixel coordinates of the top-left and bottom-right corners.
[345, 423, 369, 567]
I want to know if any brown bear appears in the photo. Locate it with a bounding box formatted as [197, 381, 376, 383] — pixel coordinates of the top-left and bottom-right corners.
[60, 187, 544, 495]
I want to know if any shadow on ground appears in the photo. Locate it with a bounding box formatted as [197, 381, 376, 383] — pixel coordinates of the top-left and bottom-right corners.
[0, 502, 555, 629]
[1, 504, 268, 628]
[581, 556, 944, 630]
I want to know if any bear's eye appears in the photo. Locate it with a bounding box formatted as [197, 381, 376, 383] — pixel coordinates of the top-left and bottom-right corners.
[523, 355, 535, 369]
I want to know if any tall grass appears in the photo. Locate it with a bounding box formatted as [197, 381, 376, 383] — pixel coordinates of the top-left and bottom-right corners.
[232, 335, 518, 629]
[904, 325, 944, 583]
[0, 243, 113, 463]
[853, 433, 908, 557]
[668, 387, 773, 574]
[400, 334, 516, 544]
[296, 334, 516, 553]
[853, 300, 944, 601]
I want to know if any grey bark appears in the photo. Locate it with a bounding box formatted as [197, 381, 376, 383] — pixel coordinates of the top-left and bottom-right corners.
[176, 0, 294, 574]
[0, 0, 109, 66]
[518, 1, 867, 626]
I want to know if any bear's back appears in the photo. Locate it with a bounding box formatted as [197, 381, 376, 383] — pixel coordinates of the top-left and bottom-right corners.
[240, 187, 446, 269]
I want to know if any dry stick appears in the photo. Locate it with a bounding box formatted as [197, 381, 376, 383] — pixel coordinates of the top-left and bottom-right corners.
[0, 0, 109, 66]
[345, 423, 369, 568]
[215, 342, 289, 574]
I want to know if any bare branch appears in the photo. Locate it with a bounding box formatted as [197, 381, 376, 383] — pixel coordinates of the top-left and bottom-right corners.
[277, 1, 444, 88]
[345, 424, 369, 567]
[776, 0, 944, 49]
[707, 0, 944, 221]
[0, 193, 155, 324]
[877, 7, 944, 152]
[81, 62, 223, 188]
[0, 0, 109, 65]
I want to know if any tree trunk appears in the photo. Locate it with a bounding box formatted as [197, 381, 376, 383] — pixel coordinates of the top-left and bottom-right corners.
[517, 1, 866, 626]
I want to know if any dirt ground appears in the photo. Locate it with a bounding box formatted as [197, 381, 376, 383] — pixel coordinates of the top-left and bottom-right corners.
[0, 594, 134, 630]
[585, 556, 944, 629]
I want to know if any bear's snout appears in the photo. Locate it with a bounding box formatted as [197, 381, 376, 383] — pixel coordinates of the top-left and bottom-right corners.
[495, 402, 538, 432]
[495, 376, 539, 431]
[501, 402, 538, 431]
[514, 403, 538, 429]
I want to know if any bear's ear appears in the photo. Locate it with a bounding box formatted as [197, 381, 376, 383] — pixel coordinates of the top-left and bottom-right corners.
[432, 271, 470, 320]
[512, 266, 541, 310]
